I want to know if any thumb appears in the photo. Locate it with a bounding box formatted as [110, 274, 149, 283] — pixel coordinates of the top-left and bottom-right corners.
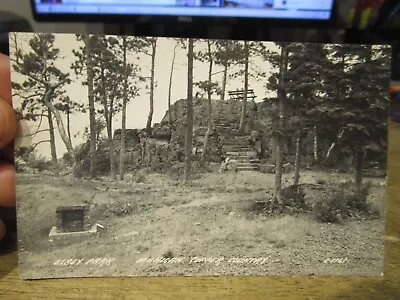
[0, 53, 16, 149]
[0, 219, 5, 241]
[0, 99, 17, 149]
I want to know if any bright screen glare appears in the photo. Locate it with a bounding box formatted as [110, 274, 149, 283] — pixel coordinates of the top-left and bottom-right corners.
[34, 0, 334, 20]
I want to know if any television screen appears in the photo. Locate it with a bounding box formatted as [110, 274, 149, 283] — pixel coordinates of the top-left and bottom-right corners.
[32, 0, 334, 21]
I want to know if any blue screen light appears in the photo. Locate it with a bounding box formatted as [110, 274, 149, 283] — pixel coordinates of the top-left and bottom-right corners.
[34, 0, 334, 20]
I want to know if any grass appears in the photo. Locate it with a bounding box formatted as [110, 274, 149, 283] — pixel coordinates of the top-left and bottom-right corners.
[16, 170, 387, 278]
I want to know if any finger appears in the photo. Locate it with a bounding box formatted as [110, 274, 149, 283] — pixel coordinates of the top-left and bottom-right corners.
[0, 54, 12, 104]
[0, 162, 16, 207]
[0, 143, 14, 163]
[0, 99, 17, 149]
[0, 53, 16, 149]
[0, 219, 5, 241]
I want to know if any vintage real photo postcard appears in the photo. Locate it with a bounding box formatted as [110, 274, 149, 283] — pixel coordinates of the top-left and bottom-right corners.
[11, 32, 390, 279]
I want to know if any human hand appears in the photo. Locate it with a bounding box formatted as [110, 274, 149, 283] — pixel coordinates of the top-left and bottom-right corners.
[0, 53, 18, 241]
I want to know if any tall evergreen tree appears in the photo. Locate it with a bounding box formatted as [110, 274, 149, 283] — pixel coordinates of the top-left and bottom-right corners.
[90, 35, 125, 180]
[285, 43, 331, 184]
[263, 43, 290, 212]
[136, 37, 158, 133]
[168, 43, 179, 131]
[71, 34, 97, 177]
[112, 36, 141, 180]
[185, 38, 195, 182]
[327, 44, 390, 197]
[194, 39, 220, 165]
[12, 33, 77, 167]
[239, 41, 250, 134]
[213, 40, 243, 101]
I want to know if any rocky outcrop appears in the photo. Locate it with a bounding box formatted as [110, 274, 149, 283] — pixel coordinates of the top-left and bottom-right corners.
[114, 97, 268, 171]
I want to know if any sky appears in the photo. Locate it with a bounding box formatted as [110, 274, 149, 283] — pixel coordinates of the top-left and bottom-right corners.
[11, 32, 277, 159]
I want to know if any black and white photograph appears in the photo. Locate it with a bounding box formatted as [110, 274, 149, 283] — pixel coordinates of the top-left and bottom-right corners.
[11, 32, 390, 279]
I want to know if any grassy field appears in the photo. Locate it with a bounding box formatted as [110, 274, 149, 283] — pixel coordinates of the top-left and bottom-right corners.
[16, 168, 386, 279]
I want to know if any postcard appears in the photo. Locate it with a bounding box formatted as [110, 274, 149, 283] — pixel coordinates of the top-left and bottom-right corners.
[11, 32, 390, 279]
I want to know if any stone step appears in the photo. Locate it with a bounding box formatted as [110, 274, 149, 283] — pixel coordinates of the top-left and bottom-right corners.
[236, 166, 259, 171]
[234, 158, 260, 163]
[231, 161, 261, 165]
[236, 162, 260, 167]
[225, 151, 258, 158]
[221, 137, 250, 143]
[196, 128, 217, 135]
[222, 142, 250, 148]
[223, 146, 254, 152]
[215, 125, 238, 130]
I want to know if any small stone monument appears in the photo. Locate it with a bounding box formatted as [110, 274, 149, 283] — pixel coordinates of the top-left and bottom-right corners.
[56, 205, 90, 233]
[49, 204, 97, 244]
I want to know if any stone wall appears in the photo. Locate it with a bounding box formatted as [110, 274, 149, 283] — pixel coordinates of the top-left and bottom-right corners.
[114, 97, 267, 169]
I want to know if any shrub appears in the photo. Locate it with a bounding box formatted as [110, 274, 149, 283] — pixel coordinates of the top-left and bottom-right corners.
[164, 161, 209, 181]
[28, 156, 53, 172]
[314, 189, 348, 223]
[260, 185, 310, 216]
[70, 139, 111, 177]
[313, 180, 375, 223]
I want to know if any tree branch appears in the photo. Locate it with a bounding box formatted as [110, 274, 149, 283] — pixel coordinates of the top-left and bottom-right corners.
[22, 128, 50, 138]
[31, 139, 51, 152]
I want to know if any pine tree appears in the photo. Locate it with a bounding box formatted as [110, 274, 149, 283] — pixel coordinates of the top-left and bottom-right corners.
[328, 44, 390, 198]
[168, 43, 179, 132]
[225, 40, 264, 134]
[284, 43, 332, 184]
[193, 39, 219, 166]
[239, 41, 250, 134]
[12, 33, 77, 167]
[53, 92, 85, 148]
[91, 35, 124, 180]
[264, 43, 290, 212]
[71, 34, 97, 177]
[185, 38, 195, 182]
[214, 40, 243, 101]
[112, 36, 141, 180]
[136, 37, 158, 133]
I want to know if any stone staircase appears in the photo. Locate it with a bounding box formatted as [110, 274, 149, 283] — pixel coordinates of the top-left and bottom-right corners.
[214, 116, 260, 172]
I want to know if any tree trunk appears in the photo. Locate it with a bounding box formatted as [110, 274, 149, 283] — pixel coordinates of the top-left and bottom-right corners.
[239, 41, 249, 135]
[85, 34, 97, 178]
[168, 44, 178, 132]
[109, 96, 117, 181]
[47, 108, 58, 163]
[66, 108, 72, 146]
[42, 89, 76, 167]
[326, 128, 345, 158]
[119, 36, 128, 181]
[107, 127, 117, 180]
[271, 135, 277, 163]
[200, 40, 213, 166]
[146, 39, 157, 133]
[100, 64, 116, 180]
[354, 148, 363, 199]
[313, 125, 319, 162]
[293, 129, 302, 186]
[272, 133, 284, 213]
[260, 131, 266, 159]
[185, 38, 194, 182]
[220, 63, 228, 101]
[270, 44, 288, 213]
